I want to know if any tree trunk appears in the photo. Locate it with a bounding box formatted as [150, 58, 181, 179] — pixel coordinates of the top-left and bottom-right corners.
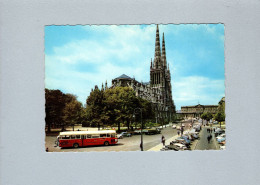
[127, 119, 130, 130]
[118, 122, 120, 132]
[47, 121, 51, 132]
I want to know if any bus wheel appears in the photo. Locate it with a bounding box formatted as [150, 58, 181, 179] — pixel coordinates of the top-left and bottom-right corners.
[104, 141, 109, 146]
[73, 143, 79, 148]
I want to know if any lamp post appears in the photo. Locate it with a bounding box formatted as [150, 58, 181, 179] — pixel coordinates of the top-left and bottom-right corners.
[133, 108, 143, 151]
[165, 106, 168, 128]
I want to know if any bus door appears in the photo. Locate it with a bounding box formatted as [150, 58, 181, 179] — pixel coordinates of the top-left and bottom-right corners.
[81, 135, 86, 146]
[100, 133, 107, 144]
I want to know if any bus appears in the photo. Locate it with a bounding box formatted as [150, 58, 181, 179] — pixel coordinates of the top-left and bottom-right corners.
[57, 130, 118, 148]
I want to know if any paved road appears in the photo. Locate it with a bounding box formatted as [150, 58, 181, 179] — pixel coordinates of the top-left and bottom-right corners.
[194, 126, 219, 150]
[45, 125, 180, 152]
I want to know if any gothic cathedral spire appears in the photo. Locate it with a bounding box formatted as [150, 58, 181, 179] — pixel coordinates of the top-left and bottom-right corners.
[161, 32, 167, 69]
[154, 25, 161, 69]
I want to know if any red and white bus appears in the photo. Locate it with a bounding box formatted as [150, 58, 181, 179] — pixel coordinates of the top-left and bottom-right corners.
[57, 130, 118, 148]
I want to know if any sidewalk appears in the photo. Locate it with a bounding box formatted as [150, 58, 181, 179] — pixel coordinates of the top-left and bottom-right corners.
[147, 134, 180, 151]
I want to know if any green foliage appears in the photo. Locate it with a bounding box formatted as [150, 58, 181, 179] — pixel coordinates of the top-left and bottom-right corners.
[45, 89, 83, 131]
[201, 112, 213, 121]
[214, 112, 225, 122]
[85, 86, 155, 131]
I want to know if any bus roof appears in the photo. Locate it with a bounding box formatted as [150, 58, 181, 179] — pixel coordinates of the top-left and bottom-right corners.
[59, 130, 116, 136]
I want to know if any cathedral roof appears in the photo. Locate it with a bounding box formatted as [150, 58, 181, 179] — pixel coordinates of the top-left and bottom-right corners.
[142, 82, 150, 85]
[114, 74, 133, 80]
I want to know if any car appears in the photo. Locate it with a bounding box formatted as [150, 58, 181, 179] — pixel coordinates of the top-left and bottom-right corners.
[216, 134, 225, 140]
[117, 133, 123, 139]
[172, 124, 177, 129]
[144, 128, 161, 135]
[176, 126, 181, 130]
[217, 137, 226, 143]
[121, 132, 131, 137]
[215, 128, 225, 134]
[168, 143, 188, 151]
[191, 133, 199, 139]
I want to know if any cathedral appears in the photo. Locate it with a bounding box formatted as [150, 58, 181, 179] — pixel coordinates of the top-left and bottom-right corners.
[110, 25, 176, 122]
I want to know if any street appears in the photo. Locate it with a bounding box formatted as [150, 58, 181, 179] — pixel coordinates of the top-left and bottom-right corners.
[45, 120, 222, 152]
[193, 126, 220, 150]
[45, 124, 179, 152]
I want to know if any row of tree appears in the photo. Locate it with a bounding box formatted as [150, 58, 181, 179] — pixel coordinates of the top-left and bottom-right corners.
[200, 99, 225, 127]
[45, 89, 83, 132]
[45, 86, 155, 132]
[85, 86, 154, 131]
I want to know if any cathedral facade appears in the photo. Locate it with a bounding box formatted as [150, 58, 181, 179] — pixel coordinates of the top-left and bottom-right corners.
[111, 25, 176, 122]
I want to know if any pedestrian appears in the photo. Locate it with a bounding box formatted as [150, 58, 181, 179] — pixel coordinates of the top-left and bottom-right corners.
[46, 147, 49, 152]
[207, 136, 210, 144]
[177, 131, 180, 135]
[140, 142, 143, 150]
[162, 135, 165, 146]
[209, 134, 212, 143]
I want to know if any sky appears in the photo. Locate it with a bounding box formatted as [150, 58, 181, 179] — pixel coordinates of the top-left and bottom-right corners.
[45, 24, 225, 110]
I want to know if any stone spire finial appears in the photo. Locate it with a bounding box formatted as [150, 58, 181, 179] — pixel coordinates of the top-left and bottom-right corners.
[161, 32, 167, 68]
[150, 58, 153, 68]
[154, 25, 161, 69]
[101, 83, 104, 90]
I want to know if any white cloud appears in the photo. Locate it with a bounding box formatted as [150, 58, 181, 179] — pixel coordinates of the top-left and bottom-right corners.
[45, 25, 159, 105]
[45, 24, 225, 108]
[172, 76, 225, 110]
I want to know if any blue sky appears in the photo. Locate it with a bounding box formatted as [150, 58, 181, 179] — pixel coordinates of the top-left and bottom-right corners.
[45, 24, 225, 110]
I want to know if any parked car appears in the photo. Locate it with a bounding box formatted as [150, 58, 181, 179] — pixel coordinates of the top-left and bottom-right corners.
[121, 132, 132, 137]
[117, 133, 123, 139]
[134, 129, 141, 135]
[168, 143, 188, 151]
[191, 133, 199, 139]
[172, 124, 177, 129]
[216, 134, 225, 140]
[217, 137, 226, 143]
[215, 128, 225, 134]
[144, 128, 161, 135]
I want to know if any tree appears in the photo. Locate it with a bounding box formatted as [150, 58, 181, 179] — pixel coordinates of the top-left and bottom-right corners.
[201, 112, 213, 123]
[214, 97, 225, 128]
[62, 94, 83, 131]
[45, 89, 66, 132]
[103, 87, 139, 131]
[85, 86, 104, 130]
[214, 112, 225, 128]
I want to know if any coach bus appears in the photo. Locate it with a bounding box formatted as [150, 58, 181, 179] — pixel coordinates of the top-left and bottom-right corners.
[57, 130, 118, 148]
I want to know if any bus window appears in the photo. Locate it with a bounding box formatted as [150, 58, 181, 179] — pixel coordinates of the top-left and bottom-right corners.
[62, 135, 70, 139]
[92, 135, 100, 138]
[107, 134, 111, 137]
[71, 135, 76, 139]
[81, 135, 86, 139]
[111, 134, 115, 138]
[87, 135, 91, 138]
[76, 135, 81, 139]
[100, 134, 106, 137]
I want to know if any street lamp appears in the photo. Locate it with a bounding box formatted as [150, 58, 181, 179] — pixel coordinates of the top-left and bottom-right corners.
[133, 108, 143, 151]
[165, 106, 168, 128]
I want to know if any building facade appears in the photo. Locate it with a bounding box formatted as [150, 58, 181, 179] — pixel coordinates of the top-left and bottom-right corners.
[179, 97, 225, 119]
[111, 25, 175, 122]
[181, 104, 218, 118]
